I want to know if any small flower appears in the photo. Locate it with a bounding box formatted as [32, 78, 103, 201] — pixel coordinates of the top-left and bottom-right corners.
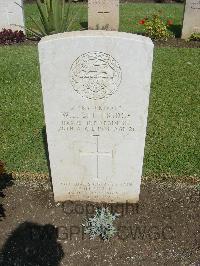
[139, 19, 145, 25]
[167, 19, 173, 26]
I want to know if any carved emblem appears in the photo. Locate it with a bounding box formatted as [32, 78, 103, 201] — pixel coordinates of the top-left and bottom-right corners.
[70, 52, 122, 100]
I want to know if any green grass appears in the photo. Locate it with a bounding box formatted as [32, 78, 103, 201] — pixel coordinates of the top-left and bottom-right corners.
[0, 46, 199, 176]
[24, 3, 184, 35]
[0, 46, 46, 173]
[144, 49, 200, 176]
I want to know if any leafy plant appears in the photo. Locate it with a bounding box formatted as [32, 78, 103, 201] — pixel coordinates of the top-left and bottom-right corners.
[0, 29, 25, 45]
[189, 33, 200, 42]
[28, 0, 76, 38]
[82, 208, 120, 241]
[139, 13, 174, 40]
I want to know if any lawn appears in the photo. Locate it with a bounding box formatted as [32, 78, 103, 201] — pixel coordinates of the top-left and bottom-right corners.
[24, 3, 184, 35]
[0, 3, 199, 177]
[0, 45, 199, 176]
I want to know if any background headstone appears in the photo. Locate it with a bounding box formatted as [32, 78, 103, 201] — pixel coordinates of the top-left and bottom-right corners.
[182, 0, 200, 39]
[39, 31, 154, 203]
[0, 0, 25, 32]
[88, 0, 119, 30]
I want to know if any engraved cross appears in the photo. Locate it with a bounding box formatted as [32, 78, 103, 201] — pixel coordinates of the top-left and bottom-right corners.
[80, 135, 112, 179]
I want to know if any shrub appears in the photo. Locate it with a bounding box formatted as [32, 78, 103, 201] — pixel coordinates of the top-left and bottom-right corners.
[28, 0, 76, 38]
[0, 29, 25, 45]
[139, 13, 174, 40]
[189, 33, 200, 41]
[82, 208, 120, 241]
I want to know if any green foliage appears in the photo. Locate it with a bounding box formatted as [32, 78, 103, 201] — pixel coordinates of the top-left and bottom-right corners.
[189, 33, 200, 42]
[82, 208, 120, 241]
[28, 0, 75, 37]
[139, 13, 174, 40]
[0, 29, 25, 45]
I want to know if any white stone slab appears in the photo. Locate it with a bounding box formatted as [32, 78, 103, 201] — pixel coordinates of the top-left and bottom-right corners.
[182, 0, 200, 39]
[88, 0, 119, 30]
[0, 0, 25, 32]
[38, 31, 154, 203]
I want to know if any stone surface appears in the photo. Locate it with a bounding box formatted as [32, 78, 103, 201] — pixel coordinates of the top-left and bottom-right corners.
[0, 0, 24, 32]
[182, 0, 200, 39]
[38, 31, 154, 203]
[88, 0, 119, 30]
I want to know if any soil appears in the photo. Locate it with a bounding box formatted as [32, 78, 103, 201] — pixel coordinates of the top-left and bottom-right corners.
[1, 37, 200, 49]
[25, 0, 184, 3]
[0, 174, 200, 265]
[154, 38, 200, 48]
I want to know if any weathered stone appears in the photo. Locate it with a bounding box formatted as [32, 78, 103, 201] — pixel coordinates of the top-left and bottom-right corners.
[182, 0, 200, 39]
[88, 0, 119, 30]
[0, 0, 25, 32]
[38, 31, 154, 203]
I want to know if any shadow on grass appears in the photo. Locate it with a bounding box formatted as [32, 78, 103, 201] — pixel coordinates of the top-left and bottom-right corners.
[80, 21, 88, 29]
[42, 126, 51, 177]
[0, 173, 13, 221]
[0, 222, 64, 265]
[169, 24, 182, 38]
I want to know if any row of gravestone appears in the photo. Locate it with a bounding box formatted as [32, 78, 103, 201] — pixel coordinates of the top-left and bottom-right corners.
[1, 0, 199, 204]
[0, 0, 200, 38]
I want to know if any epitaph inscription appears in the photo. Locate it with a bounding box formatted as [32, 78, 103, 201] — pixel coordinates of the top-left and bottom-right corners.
[182, 0, 200, 38]
[58, 104, 135, 138]
[38, 31, 154, 203]
[191, 0, 200, 9]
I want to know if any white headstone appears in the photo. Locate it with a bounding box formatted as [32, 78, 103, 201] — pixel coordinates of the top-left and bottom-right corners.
[88, 0, 119, 30]
[0, 0, 25, 32]
[38, 31, 154, 203]
[182, 0, 200, 39]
